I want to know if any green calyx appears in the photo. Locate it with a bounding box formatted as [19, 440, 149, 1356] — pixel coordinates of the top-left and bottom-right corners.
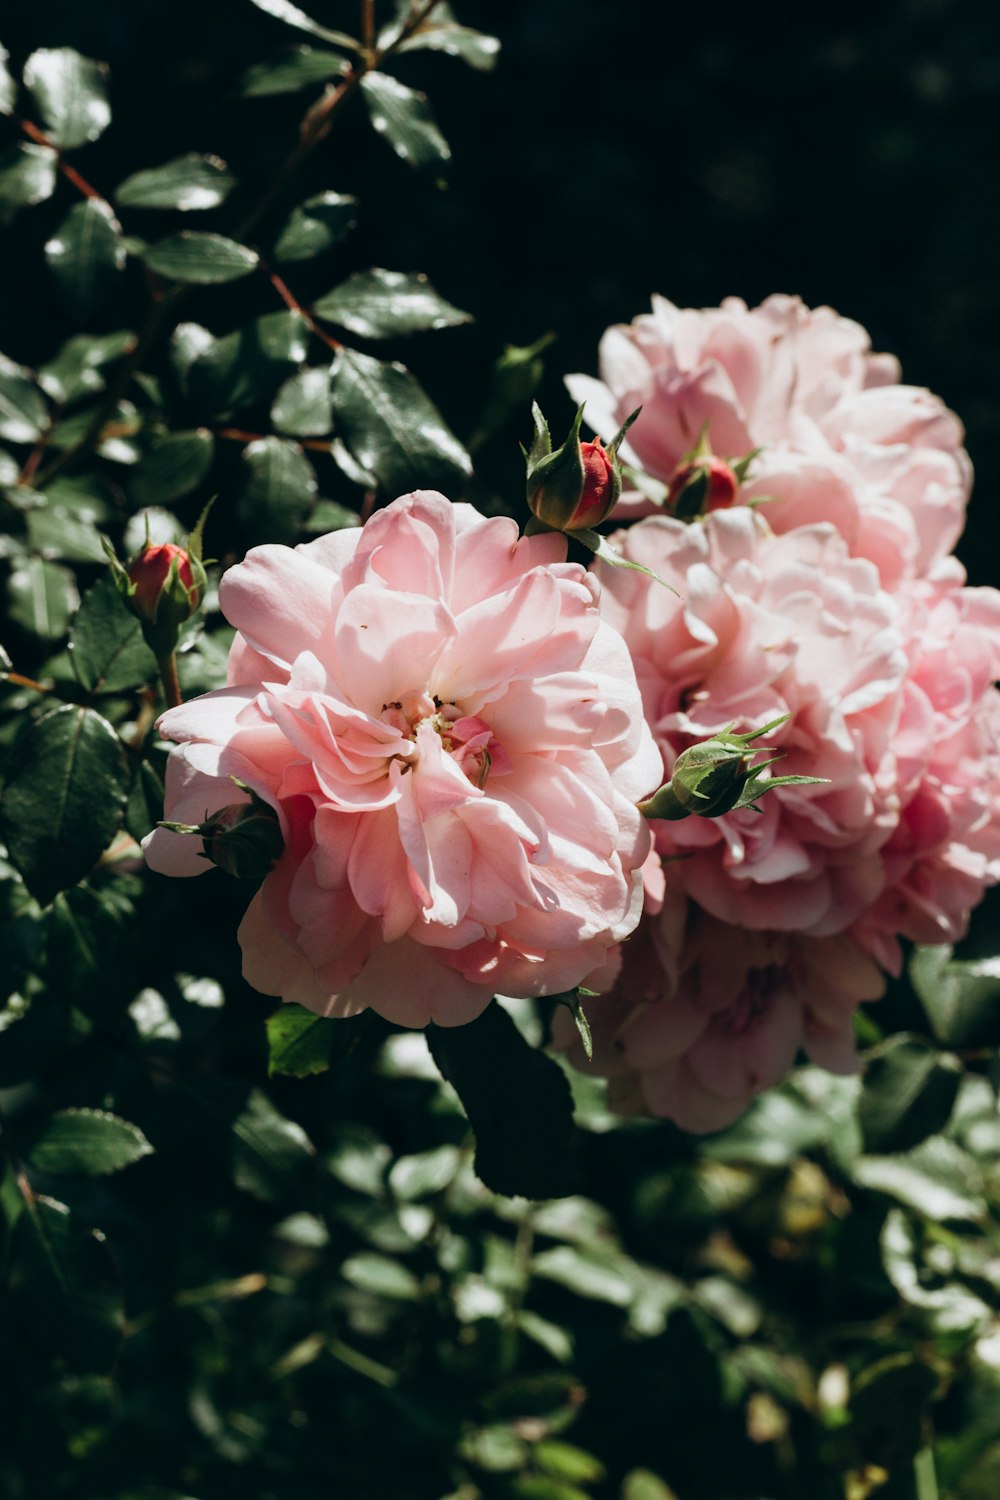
[639, 715, 828, 821]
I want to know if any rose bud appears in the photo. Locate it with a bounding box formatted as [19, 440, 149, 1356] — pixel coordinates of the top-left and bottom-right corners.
[639, 716, 826, 821]
[102, 504, 211, 667]
[159, 785, 284, 882]
[128, 543, 198, 623]
[667, 453, 740, 518]
[525, 402, 640, 535]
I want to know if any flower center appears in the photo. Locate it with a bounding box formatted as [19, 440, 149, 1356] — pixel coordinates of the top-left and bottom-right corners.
[379, 691, 510, 789]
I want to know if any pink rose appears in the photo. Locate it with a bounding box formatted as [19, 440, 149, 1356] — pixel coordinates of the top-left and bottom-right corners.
[568, 294, 971, 585]
[144, 491, 661, 1027]
[555, 889, 885, 1133]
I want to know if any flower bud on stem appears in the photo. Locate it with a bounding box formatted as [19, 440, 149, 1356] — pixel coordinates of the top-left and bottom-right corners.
[639, 715, 827, 821]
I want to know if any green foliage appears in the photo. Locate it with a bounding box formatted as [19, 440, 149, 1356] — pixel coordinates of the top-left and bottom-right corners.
[0, 7, 997, 1500]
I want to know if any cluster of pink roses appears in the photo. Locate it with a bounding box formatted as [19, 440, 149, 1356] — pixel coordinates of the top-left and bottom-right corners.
[556, 294, 1000, 1129]
[146, 292, 1000, 1136]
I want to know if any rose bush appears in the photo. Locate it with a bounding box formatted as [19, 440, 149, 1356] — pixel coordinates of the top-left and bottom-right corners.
[145, 490, 661, 1026]
[557, 505, 1000, 1127]
[567, 293, 971, 587]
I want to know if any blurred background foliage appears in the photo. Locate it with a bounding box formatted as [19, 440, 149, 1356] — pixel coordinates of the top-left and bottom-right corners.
[1, 3, 999, 1498]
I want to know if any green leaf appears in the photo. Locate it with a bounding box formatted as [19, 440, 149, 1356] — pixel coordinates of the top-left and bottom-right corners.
[0, 704, 129, 905]
[69, 573, 158, 694]
[231, 1088, 315, 1201]
[853, 1137, 986, 1223]
[531, 1244, 634, 1306]
[266, 1003, 339, 1077]
[6, 557, 78, 640]
[141, 232, 259, 285]
[396, 15, 500, 71]
[187, 311, 309, 417]
[25, 504, 107, 564]
[38, 330, 136, 405]
[22, 48, 111, 149]
[621, 1471, 679, 1500]
[45, 881, 135, 1012]
[360, 72, 450, 172]
[881, 1208, 992, 1334]
[239, 44, 348, 97]
[0, 41, 15, 113]
[244, 0, 359, 50]
[0, 352, 47, 443]
[314, 268, 471, 339]
[236, 435, 317, 544]
[388, 1144, 461, 1200]
[125, 760, 164, 841]
[303, 497, 361, 534]
[169, 321, 215, 390]
[8, 1194, 124, 1373]
[45, 199, 126, 323]
[0, 142, 57, 226]
[341, 1251, 420, 1300]
[910, 944, 1000, 1049]
[26, 1109, 153, 1176]
[330, 348, 471, 495]
[127, 428, 215, 506]
[427, 1001, 576, 1199]
[859, 1033, 962, 1154]
[273, 189, 358, 262]
[271, 367, 332, 435]
[116, 153, 236, 211]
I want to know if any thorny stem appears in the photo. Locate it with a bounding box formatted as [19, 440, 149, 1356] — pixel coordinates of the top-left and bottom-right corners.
[32, 0, 442, 490]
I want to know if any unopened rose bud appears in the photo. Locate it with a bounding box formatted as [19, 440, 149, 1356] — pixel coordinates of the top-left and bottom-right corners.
[667, 454, 739, 518]
[525, 403, 639, 535]
[638, 716, 827, 821]
[159, 786, 284, 881]
[128, 543, 200, 623]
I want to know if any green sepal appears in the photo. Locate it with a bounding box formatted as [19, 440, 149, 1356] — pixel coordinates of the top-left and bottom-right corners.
[574, 528, 679, 594]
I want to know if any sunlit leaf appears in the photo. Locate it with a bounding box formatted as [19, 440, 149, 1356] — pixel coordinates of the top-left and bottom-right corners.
[236, 435, 317, 544]
[141, 232, 259, 284]
[239, 44, 348, 97]
[0, 352, 47, 444]
[360, 72, 450, 172]
[69, 573, 158, 694]
[314, 268, 471, 338]
[273, 189, 358, 262]
[45, 199, 126, 322]
[330, 347, 470, 495]
[116, 153, 236, 211]
[22, 47, 111, 149]
[0, 142, 57, 225]
[26, 1109, 153, 1177]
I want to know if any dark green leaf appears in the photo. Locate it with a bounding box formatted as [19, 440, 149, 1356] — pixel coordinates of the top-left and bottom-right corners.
[0, 142, 57, 225]
[427, 1001, 576, 1199]
[239, 44, 347, 97]
[236, 435, 317, 544]
[341, 1251, 420, 1300]
[314, 267, 470, 339]
[232, 1088, 315, 1201]
[302, 497, 361, 533]
[70, 573, 158, 694]
[141, 232, 259, 284]
[187, 311, 309, 417]
[46, 199, 126, 322]
[910, 944, 1000, 1049]
[360, 72, 450, 172]
[266, 1003, 339, 1077]
[0, 352, 47, 443]
[6, 557, 78, 640]
[45, 881, 134, 1011]
[26, 1109, 153, 1176]
[853, 1137, 985, 1222]
[396, 15, 500, 71]
[0, 992, 70, 1086]
[38, 330, 136, 405]
[0, 41, 15, 113]
[330, 347, 471, 495]
[621, 1472, 679, 1500]
[22, 48, 111, 149]
[127, 428, 215, 506]
[116, 153, 235, 211]
[273, 189, 358, 262]
[125, 759, 164, 841]
[271, 367, 332, 435]
[244, 0, 359, 50]
[859, 1033, 962, 1154]
[0, 704, 129, 905]
[25, 504, 106, 564]
[8, 1194, 123, 1373]
[169, 321, 215, 390]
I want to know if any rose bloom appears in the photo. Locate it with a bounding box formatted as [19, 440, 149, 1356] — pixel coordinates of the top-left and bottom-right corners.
[144, 491, 661, 1027]
[563, 507, 1000, 1128]
[567, 293, 971, 587]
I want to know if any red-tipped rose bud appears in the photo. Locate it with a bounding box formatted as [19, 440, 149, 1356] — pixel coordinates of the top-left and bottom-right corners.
[667, 454, 740, 518]
[127, 543, 198, 623]
[525, 403, 640, 536]
[573, 438, 616, 527]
